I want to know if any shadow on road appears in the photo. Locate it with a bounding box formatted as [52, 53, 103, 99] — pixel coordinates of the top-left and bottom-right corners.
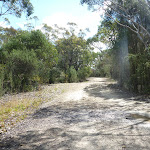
[0, 79, 150, 150]
[84, 83, 150, 103]
[1, 128, 150, 150]
[1, 101, 150, 150]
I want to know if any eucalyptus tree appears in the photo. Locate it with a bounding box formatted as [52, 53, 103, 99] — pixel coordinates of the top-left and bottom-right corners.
[0, 0, 33, 17]
[43, 23, 93, 82]
[81, 0, 150, 47]
[55, 32, 93, 82]
[82, 0, 150, 93]
[0, 26, 18, 45]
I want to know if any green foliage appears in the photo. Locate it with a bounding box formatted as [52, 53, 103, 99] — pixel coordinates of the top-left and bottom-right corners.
[91, 50, 113, 78]
[49, 67, 61, 84]
[56, 36, 92, 71]
[93, 20, 150, 93]
[68, 66, 78, 83]
[53, 24, 93, 82]
[0, 24, 95, 96]
[0, 29, 58, 94]
[5, 49, 38, 92]
[0, 27, 18, 45]
[0, 64, 5, 96]
[128, 50, 150, 93]
[78, 66, 91, 81]
[58, 71, 66, 83]
[0, 0, 33, 18]
[83, 0, 150, 94]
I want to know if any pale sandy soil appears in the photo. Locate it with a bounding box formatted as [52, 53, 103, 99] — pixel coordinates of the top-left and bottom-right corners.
[0, 77, 150, 150]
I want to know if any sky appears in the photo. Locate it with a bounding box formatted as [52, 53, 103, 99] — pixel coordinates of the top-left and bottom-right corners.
[0, 0, 106, 49]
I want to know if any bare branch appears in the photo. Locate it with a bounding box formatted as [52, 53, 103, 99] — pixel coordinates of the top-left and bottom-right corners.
[105, 12, 138, 34]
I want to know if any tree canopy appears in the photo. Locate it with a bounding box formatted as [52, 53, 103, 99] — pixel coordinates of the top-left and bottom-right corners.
[81, 0, 150, 47]
[84, 0, 150, 93]
[0, 1, 149, 95]
[0, 0, 33, 18]
[0, 24, 96, 94]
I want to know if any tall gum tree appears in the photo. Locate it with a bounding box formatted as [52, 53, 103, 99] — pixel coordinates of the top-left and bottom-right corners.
[81, 0, 150, 48]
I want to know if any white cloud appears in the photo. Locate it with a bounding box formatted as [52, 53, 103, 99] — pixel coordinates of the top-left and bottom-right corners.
[42, 11, 102, 38]
[16, 22, 26, 29]
[92, 42, 107, 52]
[0, 21, 11, 28]
[35, 11, 107, 50]
[35, 24, 43, 30]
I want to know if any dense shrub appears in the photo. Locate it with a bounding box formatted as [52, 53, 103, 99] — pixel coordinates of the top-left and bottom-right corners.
[0, 30, 58, 94]
[5, 49, 38, 92]
[68, 66, 78, 83]
[78, 66, 91, 81]
[49, 67, 61, 84]
[0, 64, 5, 96]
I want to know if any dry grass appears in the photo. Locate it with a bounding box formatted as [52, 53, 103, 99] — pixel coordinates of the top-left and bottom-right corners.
[0, 97, 42, 133]
[0, 84, 65, 134]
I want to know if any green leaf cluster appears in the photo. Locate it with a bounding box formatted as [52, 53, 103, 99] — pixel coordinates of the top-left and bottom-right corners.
[0, 29, 58, 93]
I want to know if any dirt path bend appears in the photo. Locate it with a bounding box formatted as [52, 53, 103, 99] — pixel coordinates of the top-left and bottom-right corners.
[0, 77, 150, 150]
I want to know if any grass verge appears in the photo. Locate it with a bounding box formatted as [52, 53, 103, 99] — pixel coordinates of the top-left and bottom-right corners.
[0, 97, 43, 134]
[0, 84, 65, 135]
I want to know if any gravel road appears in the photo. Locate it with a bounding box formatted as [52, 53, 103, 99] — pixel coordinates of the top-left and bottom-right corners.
[0, 77, 150, 150]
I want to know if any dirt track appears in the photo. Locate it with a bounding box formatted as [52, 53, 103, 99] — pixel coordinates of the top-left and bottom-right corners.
[0, 77, 150, 150]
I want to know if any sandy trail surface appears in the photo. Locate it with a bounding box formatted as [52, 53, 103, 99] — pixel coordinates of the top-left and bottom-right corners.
[0, 77, 150, 150]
